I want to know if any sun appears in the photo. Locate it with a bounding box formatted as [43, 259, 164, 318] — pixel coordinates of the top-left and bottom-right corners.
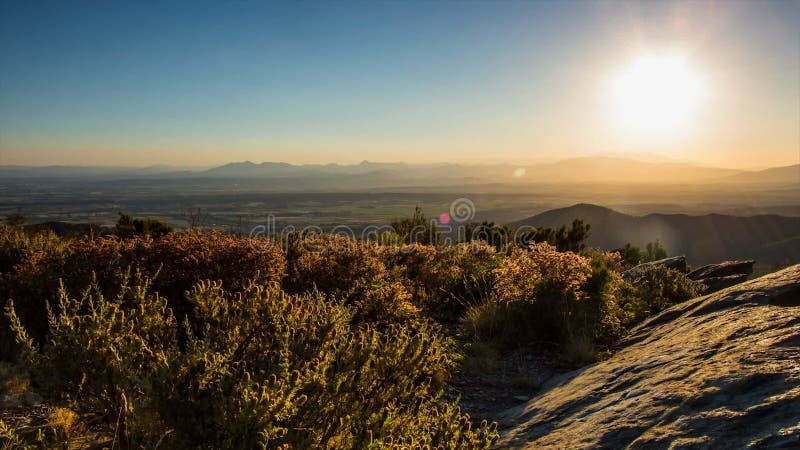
[611, 53, 706, 139]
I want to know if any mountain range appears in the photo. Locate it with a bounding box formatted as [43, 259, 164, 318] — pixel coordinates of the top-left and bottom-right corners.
[1, 157, 798, 187]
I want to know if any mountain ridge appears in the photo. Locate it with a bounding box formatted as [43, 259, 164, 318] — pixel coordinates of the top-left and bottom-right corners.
[4, 157, 797, 186]
[513, 203, 800, 266]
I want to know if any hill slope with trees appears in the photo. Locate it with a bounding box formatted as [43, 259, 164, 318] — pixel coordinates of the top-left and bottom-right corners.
[513, 204, 800, 266]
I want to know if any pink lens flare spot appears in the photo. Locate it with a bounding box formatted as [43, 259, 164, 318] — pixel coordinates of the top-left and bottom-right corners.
[439, 213, 451, 224]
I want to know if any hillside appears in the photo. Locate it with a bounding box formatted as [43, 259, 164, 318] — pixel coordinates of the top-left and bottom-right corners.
[499, 264, 800, 448]
[722, 164, 800, 185]
[513, 204, 800, 266]
[516, 157, 744, 184]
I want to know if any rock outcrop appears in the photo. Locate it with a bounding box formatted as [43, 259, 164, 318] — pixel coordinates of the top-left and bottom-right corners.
[696, 274, 750, 293]
[622, 256, 687, 280]
[499, 264, 800, 449]
[686, 260, 755, 293]
[687, 260, 755, 281]
[624, 257, 756, 294]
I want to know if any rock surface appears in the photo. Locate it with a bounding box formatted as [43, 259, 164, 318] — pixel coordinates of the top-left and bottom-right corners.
[498, 264, 800, 449]
[687, 260, 755, 281]
[697, 274, 750, 293]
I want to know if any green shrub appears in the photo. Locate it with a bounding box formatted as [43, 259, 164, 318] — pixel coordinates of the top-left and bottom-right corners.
[644, 239, 669, 262]
[115, 212, 173, 238]
[522, 218, 592, 253]
[621, 265, 705, 320]
[463, 300, 541, 351]
[5, 278, 497, 449]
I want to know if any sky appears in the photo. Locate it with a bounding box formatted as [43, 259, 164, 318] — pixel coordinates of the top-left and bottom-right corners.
[0, 0, 798, 169]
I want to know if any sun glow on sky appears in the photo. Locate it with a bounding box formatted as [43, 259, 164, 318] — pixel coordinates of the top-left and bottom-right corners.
[0, 2, 797, 169]
[611, 53, 706, 140]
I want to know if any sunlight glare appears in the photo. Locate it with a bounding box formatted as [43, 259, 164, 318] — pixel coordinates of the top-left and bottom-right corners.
[611, 53, 706, 139]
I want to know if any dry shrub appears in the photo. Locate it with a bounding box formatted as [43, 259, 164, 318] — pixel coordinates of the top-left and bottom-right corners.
[379, 241, 500, 321]
[0, 227, 68, 275]
[285, 233, 385, 294]
[468, 244, 630, 356]
[47, 407, 81, 437]
[4, 278, 497, 448]
[284, 234, 418, 324]
[494, 243, 592, 306]
[0, 230, 285, 360]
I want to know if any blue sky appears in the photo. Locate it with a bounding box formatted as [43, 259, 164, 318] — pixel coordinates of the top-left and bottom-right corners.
[0, 1, 797, 168]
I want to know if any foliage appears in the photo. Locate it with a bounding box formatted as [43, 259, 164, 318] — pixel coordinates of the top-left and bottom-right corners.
[5, 278, 497, 449]
[471, 245, 633, 357]
[644, 239, 669, 262]
[463, 221, 513, 250]
[378, 241, 500, 321]
[0, 226, 708, 447]
[519, 219, 592, 253]
[615, 243, 644, 267]
[0, 227, 68, 275]
[115, 213, 173, 238]
[621, 265, 705, 320]
[390, 206, 441, 245]
[494, 243, 592, 307]
[0, 230, 285, 360]
[614, 239, 670, 268]
[283, 233, 418, 324]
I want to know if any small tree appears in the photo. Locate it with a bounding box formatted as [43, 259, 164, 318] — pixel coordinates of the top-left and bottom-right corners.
[645, 239, 668, 262]
[524, 218, 591, 253]
[391, 206, 440, 245]
[115, 213, 173, 238]
[184, 207, 208, 229]
[464, 221, 512, 250]
[615, 243, 643, 267]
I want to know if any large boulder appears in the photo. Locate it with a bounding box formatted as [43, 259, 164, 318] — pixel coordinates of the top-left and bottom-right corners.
[687, 260, 755, 281]
[498, 265, 800, 449]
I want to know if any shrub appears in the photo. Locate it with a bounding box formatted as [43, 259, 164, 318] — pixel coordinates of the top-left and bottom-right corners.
[115, 213, 173, 238]
[494, 243, 592, 306]
[644, 239, 668, 262]
[5, 278, 497, 448]
[479, 245, 633, 356]
[284, 233, 385, 294]
[377, 241, 501, 321]
[283, 234, 420, 325]
[521, 219, 592, 253]
[622, 265, 705, 320]
[0, 226, 67, 275]
[613, 243, 643, 267]
[0, 230, 286, 360]
[415, 242, 500, 320]
[463, 221, 513, 250]
[142, 230, 286, 318]
[479, 244, 593, 350]
[390, 206, 440, 245]
[463, 300, 540, 351]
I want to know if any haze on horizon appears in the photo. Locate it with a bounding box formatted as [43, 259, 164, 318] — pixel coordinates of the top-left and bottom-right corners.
[1, 1, 798, 170]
